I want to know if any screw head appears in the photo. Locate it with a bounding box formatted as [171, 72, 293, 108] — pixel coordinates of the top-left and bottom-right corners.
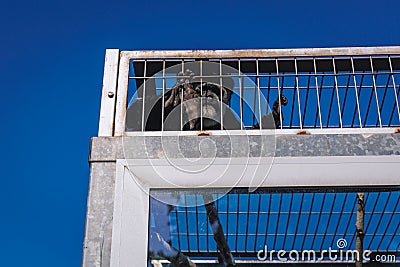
[108, 92, 114, 98]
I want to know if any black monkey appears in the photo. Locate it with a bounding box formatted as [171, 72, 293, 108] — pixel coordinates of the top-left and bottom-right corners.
[126, 70, 287, 131]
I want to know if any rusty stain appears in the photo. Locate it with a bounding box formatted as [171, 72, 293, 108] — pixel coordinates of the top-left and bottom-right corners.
[197, 130, 211, 136]
[296, 130, 311, 135]
[395, 128, 400, 134]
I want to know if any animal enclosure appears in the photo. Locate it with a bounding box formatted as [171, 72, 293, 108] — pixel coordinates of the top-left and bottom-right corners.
[124, 53, 400, 132]
[84, 47, 400, 267]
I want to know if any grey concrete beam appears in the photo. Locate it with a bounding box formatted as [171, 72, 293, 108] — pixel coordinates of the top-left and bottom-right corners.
[89, 134, 400, 162]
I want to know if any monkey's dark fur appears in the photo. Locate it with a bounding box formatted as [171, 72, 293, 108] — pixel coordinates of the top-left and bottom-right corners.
[126, 71, 288, 131]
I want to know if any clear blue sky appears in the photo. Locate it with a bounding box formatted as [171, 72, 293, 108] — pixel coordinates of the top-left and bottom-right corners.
[0, 0, 399, 266]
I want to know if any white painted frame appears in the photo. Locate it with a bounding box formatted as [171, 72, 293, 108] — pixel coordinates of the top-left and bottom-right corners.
[110, 155, 400, 266]
[98, 49, 120, 136]
[96, 46, 400, 137]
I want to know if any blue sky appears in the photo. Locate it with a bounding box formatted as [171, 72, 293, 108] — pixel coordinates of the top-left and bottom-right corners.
[0, 0, 399, 266]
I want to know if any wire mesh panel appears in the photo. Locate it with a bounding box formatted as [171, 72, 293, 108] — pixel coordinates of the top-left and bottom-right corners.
[125, 55, 400, 132]
[148, 189, 400, 264]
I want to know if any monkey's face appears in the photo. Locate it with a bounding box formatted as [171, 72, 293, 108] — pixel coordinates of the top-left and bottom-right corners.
[181, 82, 232, 130]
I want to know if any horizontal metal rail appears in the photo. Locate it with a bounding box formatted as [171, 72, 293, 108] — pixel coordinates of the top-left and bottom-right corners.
[122, 46, 400, 59]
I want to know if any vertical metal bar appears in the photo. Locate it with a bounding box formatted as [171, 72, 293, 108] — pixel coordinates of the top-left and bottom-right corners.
[272, 194, 282, 249]
[200, 60, 203, 131]
[340, 74, 351, 122]
[219, 60, 224, 130]
[300, 193, 315, 250]
[351, 57, 363, 128]
[363, 75, 375, 127]
[254, 194, 262, 251]
[363, 193, 380, 237]
[293, 193, 304, 248]
[389, 85, 400, 126]
[256, 59, 262, 128]
[161, 60, 166, 131]
[226, 194, 230, 244]
[376, 74, 391, 127]
[310, 193, 326, 248]
[366, 192, 390, 249]
[245, 193, 251, 252]
[195, 194, 200, 252]
[313, 58, 323, 129]
[263, 194, 272, 250]
[355, 193, 365, 267]
[275, 59, 283, 129]
[332, 193, 348, 247]
[114, 52, 130, 136]
[294, 58, 303, 129]
[184, 194, 190, 251]
[235, 194, 240, 251]
[206, 196, 209, 253]
[343, 195, 358, 246]
[332, 57, 343, 128]
[319, 194, 336, 250]
[141, 60, 147, 132]
[267, 71, 271, 104]
[326, 74, 336, 128]
[282, 193, 293, 249]
[289, 72, 296, 128]
[389, 56, 400, 123]
[98, 49, 120, 136]
[142, 60, 147, 132]
[175, 206, 181, 250]
[181, 60, 184, 130]
[238, 60, 244, 130]
[386, 220, 400, 251]
[302, 72, 312, 125]
[376, 195, 400, 250]
[370, 56, 383, 127]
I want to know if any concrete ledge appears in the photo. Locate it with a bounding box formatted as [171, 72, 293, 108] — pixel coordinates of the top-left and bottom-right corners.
[89, 133, 400, 162]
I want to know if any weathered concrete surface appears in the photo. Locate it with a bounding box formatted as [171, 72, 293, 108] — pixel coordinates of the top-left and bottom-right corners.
[83, 133, 400, 267]
[89, 133, 400, 161]
[82, 162, 115, 267]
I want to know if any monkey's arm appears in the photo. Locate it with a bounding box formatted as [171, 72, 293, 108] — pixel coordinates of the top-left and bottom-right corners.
[203, 193, 236, 266]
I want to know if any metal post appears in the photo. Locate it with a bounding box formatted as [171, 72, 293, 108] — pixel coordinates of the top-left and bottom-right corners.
[356, 193, 365, 267]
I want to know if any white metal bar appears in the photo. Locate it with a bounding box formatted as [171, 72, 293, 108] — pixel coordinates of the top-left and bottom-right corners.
[370, 56, 383, 127]
[200, 60, 203, 130]
[388, 56, 400, 123]
[350, 57, 363, 128]
[181, 60, 184, 130]
[98, 49, 120, 136]
[161, 60, 166, 131]
[121, 46, 400, 59]
[141, 60, 147, 132]
[294, 58, 303, 129]
[219, 60, 223, 130]
[313, 58, 323, 129]
[256, 59, 262, 128]
[238, 59, 243, 130]
[114, 51, 130, 136]
[275, 59, 283, 129]
[332, 57, 343, 128]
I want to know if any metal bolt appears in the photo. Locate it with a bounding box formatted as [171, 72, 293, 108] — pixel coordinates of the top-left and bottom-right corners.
[108, 92, 114, 98]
